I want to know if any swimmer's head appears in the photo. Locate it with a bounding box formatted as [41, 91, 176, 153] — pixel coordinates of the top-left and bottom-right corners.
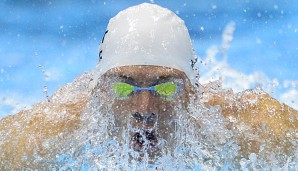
[94, 3, 198, 157]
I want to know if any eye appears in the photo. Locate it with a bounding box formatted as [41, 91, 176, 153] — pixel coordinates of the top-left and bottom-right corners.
[112, 82, 134, 96]
[154, 82, 178, 97]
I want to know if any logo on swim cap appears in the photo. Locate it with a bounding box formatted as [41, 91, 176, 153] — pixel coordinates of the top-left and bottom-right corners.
[97, 3, 198, 84]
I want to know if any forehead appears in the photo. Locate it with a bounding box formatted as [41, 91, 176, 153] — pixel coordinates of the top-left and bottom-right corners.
[103, 65, 188, 82]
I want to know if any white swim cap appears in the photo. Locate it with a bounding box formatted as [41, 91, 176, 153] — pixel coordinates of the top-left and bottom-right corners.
[98, 3, 196, 84]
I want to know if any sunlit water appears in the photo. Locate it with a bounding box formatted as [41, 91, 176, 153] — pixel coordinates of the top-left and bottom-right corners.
[16, 71, 297, 170]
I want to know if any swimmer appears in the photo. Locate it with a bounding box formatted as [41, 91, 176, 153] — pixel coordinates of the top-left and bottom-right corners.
[93, 3, 196, 157]
[0, 3, 297, 170]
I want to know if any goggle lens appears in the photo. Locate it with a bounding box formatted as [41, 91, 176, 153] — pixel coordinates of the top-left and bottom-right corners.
[112, 82, 134, 96]
[154, 82, 177, 96]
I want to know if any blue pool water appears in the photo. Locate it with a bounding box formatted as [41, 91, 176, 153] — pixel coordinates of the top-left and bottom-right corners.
[1, 0, 298, 118]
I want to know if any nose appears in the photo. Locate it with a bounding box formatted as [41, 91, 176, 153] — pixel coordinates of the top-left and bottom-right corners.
[132, 89, 158, 125]
[135, 90, 152, 113]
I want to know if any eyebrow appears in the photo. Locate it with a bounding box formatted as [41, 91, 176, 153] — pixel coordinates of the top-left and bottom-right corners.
[113, 75, 134, 84]
[153, 76, 172, 85]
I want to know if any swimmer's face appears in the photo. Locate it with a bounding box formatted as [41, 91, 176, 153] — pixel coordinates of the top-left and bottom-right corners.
[99, 66, 192, 155]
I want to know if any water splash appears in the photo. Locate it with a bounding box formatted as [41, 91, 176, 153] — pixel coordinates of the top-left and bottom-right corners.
[38, 64, 50, 102]
[1, 71, 297, 170]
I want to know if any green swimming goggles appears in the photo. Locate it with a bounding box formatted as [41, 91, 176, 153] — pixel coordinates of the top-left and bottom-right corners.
[112, 82, 179, 97]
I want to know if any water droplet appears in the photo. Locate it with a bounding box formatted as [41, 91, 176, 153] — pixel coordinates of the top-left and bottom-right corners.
[211, 4, 217, 10]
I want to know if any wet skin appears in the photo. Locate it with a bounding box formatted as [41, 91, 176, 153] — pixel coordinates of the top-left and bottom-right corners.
[98, 65, 193, 154]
